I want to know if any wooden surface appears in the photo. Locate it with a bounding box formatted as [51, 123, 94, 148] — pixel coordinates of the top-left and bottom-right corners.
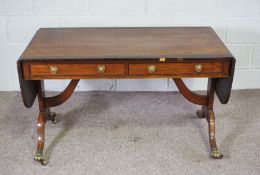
[30, 63, 125, 76]
[17, 27, 234, 164]
[22, 60, 230, 80]
[18, 27, 235, 104]
[128, 62, 227, 75]
[20, 27, 233, 62]
[19, 27, 234, 80]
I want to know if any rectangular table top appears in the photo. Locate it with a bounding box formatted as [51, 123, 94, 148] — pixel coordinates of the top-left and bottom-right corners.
[17, 27, 236, 108]
[20, 27, 233, 62]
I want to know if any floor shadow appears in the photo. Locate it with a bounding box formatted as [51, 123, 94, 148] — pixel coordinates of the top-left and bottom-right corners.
[5, 91, 257, 163]
[177, 112, 210, 162]
[218, 90, 260, 158]
[43, 91, 114, 161]
[191, 113, 210, 152]
[44, 108, 77, 161]
[219, 109, 257, 158]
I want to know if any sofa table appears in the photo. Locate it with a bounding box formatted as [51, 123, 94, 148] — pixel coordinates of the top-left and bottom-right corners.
[17, 27, 236, 165]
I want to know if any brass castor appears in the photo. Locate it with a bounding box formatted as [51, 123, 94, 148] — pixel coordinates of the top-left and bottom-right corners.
[34, 150, 48, 166]
[211, 148, 223, 159]
[49, 112, 58, 124]
[196, 109, 205, 118]
[51, 112, 57, 124]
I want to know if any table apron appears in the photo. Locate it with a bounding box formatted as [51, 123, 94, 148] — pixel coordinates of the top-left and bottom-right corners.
[22, 61, 230, 80]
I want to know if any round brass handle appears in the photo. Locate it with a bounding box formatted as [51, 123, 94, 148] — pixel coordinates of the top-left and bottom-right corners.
[97, 65, 106, 73]
[49, 66, 58, 75]
[147, 65, 156, 74]
[195, 64, 203, 73]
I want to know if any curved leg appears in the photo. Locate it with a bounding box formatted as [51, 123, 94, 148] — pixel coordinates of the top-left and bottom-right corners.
[208, 110, 223, 159]
[173, 78, 223, 159]
[45, 80, 79, 108]
[34, 80, 79, 165]
[34, 81, 48, 165]
[173, 78, 208, 105]
[205, 79, 223, 159]
[34, 112, 48, 165]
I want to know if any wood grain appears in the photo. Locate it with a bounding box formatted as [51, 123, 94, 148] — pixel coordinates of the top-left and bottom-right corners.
[23, 59, 231, 80]
[20, 27, 233, 62]
[30, 63, 125, 76]
[17, 27, 233, 164]
[129, 62, 226, 75]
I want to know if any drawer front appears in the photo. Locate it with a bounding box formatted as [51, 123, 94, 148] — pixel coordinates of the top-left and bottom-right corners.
[129, 62, 227, 76]
[30, 63, 125, 76]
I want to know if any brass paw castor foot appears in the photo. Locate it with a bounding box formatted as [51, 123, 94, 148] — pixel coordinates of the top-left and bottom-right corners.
[196, 109, 205, 118]
[51, 112, 58, 124]
[48, 112, 58, 124]
[34, 150, 48, 166]
[211, 148, 223, 159]
[196, 109, 207, 118]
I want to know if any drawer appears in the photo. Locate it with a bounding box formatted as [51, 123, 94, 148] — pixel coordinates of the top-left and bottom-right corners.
[30, 63, 125, 76]
[129, 62, 228, 76]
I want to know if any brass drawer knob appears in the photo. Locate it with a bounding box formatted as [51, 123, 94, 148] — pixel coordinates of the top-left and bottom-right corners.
[49, 65, 58, 75]
[195, 64, 203, 73]
[147, 65, 156, 73]
[97, 65, 106, 73]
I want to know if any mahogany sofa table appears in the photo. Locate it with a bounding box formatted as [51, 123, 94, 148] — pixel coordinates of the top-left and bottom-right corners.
[17, 27, 236, 165]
